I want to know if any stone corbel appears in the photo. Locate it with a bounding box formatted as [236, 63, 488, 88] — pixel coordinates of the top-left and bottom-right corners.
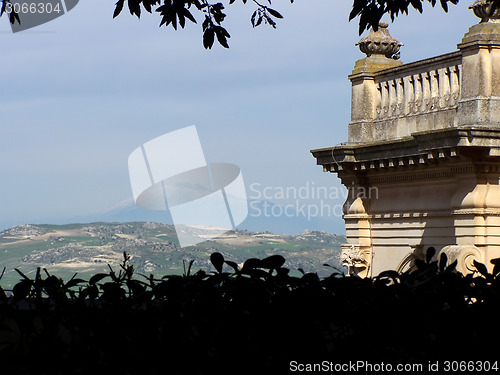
[341, 244, 372, 277]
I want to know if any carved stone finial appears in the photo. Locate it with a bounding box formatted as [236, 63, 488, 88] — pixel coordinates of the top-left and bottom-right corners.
[356, 22, 403, 59]
[470, 0, 500, 23]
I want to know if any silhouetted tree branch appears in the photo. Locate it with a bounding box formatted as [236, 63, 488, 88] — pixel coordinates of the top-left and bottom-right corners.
[109, 0, 472, 48]
[1, 0, 498, 48]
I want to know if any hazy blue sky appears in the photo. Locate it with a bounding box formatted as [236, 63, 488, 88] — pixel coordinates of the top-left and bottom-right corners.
[0, 0, 478, 233]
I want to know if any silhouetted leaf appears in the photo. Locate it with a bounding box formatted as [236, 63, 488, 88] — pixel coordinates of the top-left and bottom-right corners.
[224, 260, 239, 273]
[410, 0, 423, 13]
[266, 7, 283, 18]
[128, 0, 141, 17]
[473, 260, 489, 277]
[444, 259, 457, 273]
[414, 259, 427, 270]
[183, 8, 197, 24]
[439, 252, 448, 273]
[14, 268, 30, 281]
[89, 273, 109, 285]
[241, 258, 262, 273]
[113, 0, 125, 18]
[255, 14, 263, 27]
[251, 10, 257, 26]
[143, 0, 160, 13]
[426, 247, 436, 263]
[183, 259, 195, 277]
[203, 27, 215, 49]
[13, 279, 32, 300]
[0, 285, 7, 303]
[65, 278, 86, 289]
[127, 279, 147, 296]
[276, 267, 289, 276]
[302, 272, 319, 283]
[214, 26, 230, 48]
[260, 255, 285, 270]
[376, 270, 400, 283]
[264, 14, 276, 28]
[9, 8, 20, 24]
[491, 258, 500, 277]
[210, 252, 225, 273]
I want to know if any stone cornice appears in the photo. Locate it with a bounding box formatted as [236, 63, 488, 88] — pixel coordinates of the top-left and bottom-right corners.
[311, 127, 500, 174]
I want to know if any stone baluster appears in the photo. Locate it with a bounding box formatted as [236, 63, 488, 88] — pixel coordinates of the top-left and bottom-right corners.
[403, 75, 414, 115]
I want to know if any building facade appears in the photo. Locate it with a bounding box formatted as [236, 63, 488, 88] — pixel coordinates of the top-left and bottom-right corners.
[312, 1, 500, 277]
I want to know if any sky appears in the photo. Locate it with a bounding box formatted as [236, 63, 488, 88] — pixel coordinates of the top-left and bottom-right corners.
[0, 0, 479, 234]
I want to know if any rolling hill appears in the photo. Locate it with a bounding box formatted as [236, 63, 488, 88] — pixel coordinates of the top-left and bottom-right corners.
[0, 222, 344, 288]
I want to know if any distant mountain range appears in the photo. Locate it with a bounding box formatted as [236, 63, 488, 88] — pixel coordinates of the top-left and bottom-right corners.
[0, 222, 345, 288]
[64, 198, 343, 235]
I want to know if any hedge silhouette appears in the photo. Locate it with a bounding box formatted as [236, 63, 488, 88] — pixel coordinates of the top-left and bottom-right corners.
[0, 250, 499, 374]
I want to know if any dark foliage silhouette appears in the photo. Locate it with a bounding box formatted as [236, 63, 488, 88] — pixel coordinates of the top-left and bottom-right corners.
[109, 0, 496, 48]
[0, 251, 499, 374]
[0, 0, 489, 48]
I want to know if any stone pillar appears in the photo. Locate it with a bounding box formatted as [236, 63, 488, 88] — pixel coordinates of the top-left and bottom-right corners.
[458, 2, 500, 127]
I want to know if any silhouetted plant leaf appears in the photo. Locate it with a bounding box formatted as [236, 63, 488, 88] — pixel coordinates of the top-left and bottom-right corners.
[127, 279, 147, 296]
[266, 7, 283, 18]
[9, 8, 20, 25]
[241, 258, 261, 273]
[276, 267, 289, 276]
[183, 8, 197, 24]
[302, 272, 319, 283]
[214, 25, 230, 48]
[203, 27, 215, 49]
[14, 268, 30, 281]
[183, 259, 195, 277]
[375, 270, 400, 284]
[113, 0, 125, 18]
[65, 278, 87, 289]
[210, 252, 224, 273]
[491, 258, 500, 277]
[88, 284, 99, 299]
[251, 10, 257, 26]
[426, 247, 436, 263]
[89, 273, 109, 285]
[13, 279, 32, 300]
[224, 260, 239, 273]
[439, 252, 448, 273]
[128, 0, 141, 17]
[414, 259, 427, 270]
[445, 260, 457, 273]
[260, 255, 285, 270]
[473, 260, 489, 277]
[0, 286, 7, 303]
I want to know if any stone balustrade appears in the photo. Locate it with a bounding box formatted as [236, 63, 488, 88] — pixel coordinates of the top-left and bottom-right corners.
[374, 52, 462, 120]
